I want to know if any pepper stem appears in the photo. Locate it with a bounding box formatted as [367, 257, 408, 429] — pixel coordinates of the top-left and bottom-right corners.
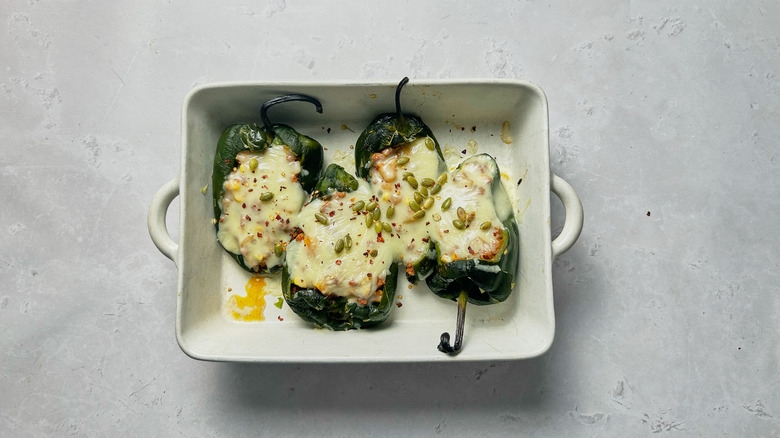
[260, 94, 323, 128]
[394, 77, 410, 130]
[438, 289, 468, 354]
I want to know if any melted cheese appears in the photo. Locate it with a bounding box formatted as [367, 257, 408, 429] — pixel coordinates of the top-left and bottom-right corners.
[431, 155, 506, 263]
[286, 182, 395, 303]
[369, 138, 442, 270]
[217, 146, 306, 270]
[219, 137, 513, 308]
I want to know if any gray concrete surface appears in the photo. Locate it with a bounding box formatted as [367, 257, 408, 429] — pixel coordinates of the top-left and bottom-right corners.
[2, 1, 778, 436]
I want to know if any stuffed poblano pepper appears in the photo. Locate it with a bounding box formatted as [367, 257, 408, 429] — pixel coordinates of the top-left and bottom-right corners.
[355, 77, 447, 282]
[425, 154, 520, 353]
[213, 95, 324, 274]
[282, 164, 399, 330]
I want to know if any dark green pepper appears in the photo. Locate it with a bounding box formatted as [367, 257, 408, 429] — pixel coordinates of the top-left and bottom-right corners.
[282, 164, 398, 330]
[355, 77, 446, 282]
[212, 94, 324, 274]
[354, 77, 445, 179]
[425, 154, 520, 353]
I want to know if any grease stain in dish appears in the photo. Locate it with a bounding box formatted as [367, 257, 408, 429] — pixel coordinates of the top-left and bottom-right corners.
[228, 276, 270, 321]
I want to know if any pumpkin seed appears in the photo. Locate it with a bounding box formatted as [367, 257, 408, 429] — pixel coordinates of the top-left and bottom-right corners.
[453, 219, 466, 230]
[441, 197, 452, 211]
[352, 200, 365, 211]
[260, 192, 274, 202]
[315, 213, 329, 225]
[457, 207, 467, 222]
[480, 221, 492, 230]
[334, 239, 345, 254]
[422, 197, 434, 210]
[396, 156, 410, 165]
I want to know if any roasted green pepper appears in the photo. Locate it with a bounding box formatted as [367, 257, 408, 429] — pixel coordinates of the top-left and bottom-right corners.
[282, 164, 399, 330]
[212, 94, 324, 274]
[355, 77, 446, 282]
[424, 154, 520, 353]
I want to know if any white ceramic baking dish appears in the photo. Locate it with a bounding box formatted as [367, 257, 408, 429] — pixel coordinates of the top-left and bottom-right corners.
[148, 79, 583, 363]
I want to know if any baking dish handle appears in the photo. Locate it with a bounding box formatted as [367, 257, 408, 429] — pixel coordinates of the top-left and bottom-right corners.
[148, 178, 180, 264]
[550, 173, 583, 259]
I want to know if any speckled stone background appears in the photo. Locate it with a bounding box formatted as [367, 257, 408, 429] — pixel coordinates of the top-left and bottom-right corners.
[2, 1, 778, 436]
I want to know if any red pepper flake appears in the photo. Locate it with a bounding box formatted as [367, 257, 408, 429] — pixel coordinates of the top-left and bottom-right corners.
[377, 234, 385, 243]
[336, 260, 342, 265]
[277, 316, 284, 321]
[248, 188, 254, 192]
[329, 211, 335, 217]
[444, 230, 449, 233]
[245, 215, 251, 221]
[275, 214, 282, 220]
[462, 149, 467, 154]
[350, 217, 356, 221]
[468, 246, 475, 255]
[396, 302, 403, 308]
[265, 220, 270, 226]
[421, 237, 429, 243]
[369, 260, 374, 264]
[367, 273, 372, 278]
[242, 203, 246, 208]
[280, 186, 287, 191]
[647, 211, 651, 217]
[253, 178, 257, 183]
[225, 159, 230, 164]
[285, 218, 290, 224]
[219, 217, 225, 223]
[257, 232, 261, 237]
[262, 175, 268, 179]
[425, 222, 430, 225]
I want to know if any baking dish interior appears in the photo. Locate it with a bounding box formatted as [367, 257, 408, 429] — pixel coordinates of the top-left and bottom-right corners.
[177, 80, 553, 362]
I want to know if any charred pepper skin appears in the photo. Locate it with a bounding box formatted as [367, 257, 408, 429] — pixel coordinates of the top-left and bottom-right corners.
[212, 107, 324, 274]
[281, 164, 399, 330]
[355, 78, 445, 283]
[425, 154, 520, 306]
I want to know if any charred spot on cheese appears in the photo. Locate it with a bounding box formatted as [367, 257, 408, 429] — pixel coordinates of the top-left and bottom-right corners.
[217, 146, 306, 272]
